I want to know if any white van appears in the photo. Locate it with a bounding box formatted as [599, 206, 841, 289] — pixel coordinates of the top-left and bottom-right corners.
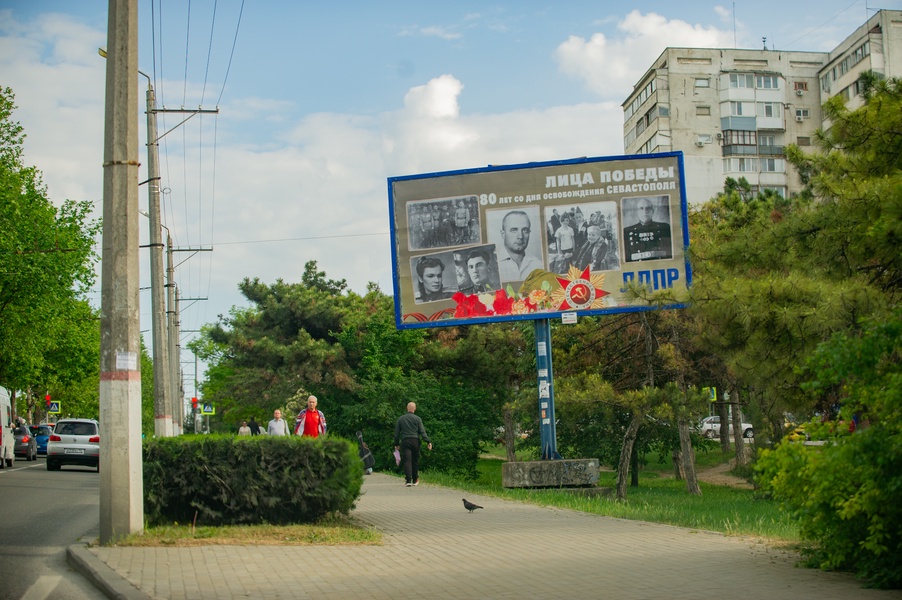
[0, 387, 14, 468]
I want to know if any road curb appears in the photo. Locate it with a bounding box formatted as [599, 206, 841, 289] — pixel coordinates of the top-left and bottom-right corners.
[67, 544, 152, 600]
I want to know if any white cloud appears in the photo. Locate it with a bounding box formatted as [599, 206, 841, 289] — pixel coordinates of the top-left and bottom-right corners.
[403, 75, 463, 119]
[419, 26, 462, 40]
[555, 10, 735, 99]
[0, 12, 106, 204]
[398, 24, 462, 40]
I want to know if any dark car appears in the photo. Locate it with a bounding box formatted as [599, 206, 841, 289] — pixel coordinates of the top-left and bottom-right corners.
[29, 425, 53, 455]
[13, 425, 37, 461]
[46, 418, 100, 471]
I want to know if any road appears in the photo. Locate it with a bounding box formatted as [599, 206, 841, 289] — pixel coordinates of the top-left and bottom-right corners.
[0, 458, 104, 600]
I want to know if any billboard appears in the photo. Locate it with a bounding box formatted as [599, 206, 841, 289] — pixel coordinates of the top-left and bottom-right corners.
[388, 152, 690, 329]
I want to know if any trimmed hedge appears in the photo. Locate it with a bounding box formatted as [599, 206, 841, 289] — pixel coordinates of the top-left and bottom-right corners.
[143, 435, 363, 526]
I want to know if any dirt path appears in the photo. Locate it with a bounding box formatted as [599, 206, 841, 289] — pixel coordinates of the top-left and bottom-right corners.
[684, 460, 754, 489]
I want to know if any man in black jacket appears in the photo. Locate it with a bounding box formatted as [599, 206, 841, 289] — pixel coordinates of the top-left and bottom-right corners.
[394, 402, 432, 486]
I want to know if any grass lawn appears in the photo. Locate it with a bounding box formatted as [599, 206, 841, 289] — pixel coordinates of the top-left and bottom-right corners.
[110, 515, 381, 547]
[427, 450, 799, 543]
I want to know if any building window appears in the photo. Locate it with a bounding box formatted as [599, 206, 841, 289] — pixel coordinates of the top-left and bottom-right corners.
[696, 105, 711, 116]
[640, 133, 659, 154]
[760, 158, 784, 172]
[797, 136, 811, 146]
[756, 75, 780, 89]
[758, 102, 780, 118]
[624, 79, 657, 120]
[694, 78, 710, 88]
[794, 81, 808, 91]
[724, 130, 756, 145]
[730, 101, 744, 116]
[697, 134, 713, 144]
[724, 157, 757, 172]
[759, 186, 786, 197]
[796, 108, 810, 119]
[729, 73, 754, 88]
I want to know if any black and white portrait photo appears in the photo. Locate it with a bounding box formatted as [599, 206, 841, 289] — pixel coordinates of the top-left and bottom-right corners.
[622, 195, 673, 263]
[486, 206, 544, 285]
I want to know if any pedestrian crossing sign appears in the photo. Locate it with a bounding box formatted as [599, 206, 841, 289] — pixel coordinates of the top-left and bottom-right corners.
[49, 401, 61, 414]
[201, 403, 215, 415]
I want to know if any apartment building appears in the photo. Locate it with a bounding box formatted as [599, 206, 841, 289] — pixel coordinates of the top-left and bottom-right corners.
[622, 9, 902, 205]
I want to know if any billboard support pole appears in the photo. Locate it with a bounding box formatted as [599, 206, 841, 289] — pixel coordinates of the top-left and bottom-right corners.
[535, 318, 561, 459]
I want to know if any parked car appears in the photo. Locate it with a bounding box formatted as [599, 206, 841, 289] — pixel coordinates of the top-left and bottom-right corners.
[46, 418, 100, 472]
[13, 425, 38, 461]
[699, 415, 754, 439]
[29, 424, 53, 455]
[0, 389, 13, 467]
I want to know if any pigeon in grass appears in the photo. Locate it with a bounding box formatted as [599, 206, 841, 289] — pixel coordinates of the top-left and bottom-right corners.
[462, 498, 483, 513]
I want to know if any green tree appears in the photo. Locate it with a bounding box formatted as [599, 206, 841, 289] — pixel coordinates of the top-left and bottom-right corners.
[756, 309, 902, 588]
[691, 75, 901, 428]
[0, 87, 100, 411]
[194, 265, 364, 425]
[714, 74, 902, 586]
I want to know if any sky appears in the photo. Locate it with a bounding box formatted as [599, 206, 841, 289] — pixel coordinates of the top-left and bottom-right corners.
[1, 0, 897, 399]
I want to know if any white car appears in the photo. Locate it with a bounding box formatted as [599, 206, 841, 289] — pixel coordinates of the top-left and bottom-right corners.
[699, 415, 754, 439]
[46, 418, 100, 471]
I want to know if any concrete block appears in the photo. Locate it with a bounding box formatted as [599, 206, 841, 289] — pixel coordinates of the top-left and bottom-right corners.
[502, 458, 600, 488]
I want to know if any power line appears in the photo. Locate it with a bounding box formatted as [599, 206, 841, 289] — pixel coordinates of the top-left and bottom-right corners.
[213, 232, 390, 246]
[200, 0, 218, 107]
[782, 0, 861, 50]
[151, 0, 158, 88]
[217, 0, 245, 106]
[182, 0, 191, 106]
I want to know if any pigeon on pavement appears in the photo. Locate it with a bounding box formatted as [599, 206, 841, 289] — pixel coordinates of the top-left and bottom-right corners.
[462, 498, 483, 513]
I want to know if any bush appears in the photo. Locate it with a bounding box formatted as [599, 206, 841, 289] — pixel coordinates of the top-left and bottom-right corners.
[756, 430, 902, 588]
[144, 434, 363, 526]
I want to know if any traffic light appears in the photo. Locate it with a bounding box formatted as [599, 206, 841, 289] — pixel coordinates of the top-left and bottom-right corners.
[45, 394, 51, 408]
[192, 397, 198, 410]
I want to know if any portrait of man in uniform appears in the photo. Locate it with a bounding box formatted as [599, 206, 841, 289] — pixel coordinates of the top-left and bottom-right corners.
[622, 195, 673, 263]
[457, 245, 501, 294]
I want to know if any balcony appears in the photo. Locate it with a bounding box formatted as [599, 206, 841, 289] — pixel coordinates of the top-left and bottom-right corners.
[722, 145, 758, 156]
[758, 145, 784, 156]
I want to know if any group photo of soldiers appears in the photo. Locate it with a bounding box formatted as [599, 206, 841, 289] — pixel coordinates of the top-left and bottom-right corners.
[407, 195, 482, 251]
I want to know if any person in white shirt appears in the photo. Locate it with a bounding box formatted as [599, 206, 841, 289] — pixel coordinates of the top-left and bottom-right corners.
[496, 210, 543, 283]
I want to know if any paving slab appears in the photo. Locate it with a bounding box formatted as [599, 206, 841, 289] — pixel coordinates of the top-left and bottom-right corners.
[73, 473, 902, 599]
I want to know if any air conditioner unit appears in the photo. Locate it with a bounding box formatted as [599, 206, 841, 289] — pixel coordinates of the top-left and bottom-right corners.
[715, 132, 723, 140]
[796, 89, 804, 96]
[795, 115, 805, 122]
[695, 141, 705, 147]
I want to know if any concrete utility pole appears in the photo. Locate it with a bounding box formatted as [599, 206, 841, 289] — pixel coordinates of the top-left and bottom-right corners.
[174, 286, 184, 431]
[144, 80, 173, 438]
[99, 0, 143, 543]
[166, 237, 180, 434]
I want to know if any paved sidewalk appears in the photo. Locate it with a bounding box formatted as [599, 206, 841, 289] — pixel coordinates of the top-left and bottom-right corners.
[69, 473, 902, 599]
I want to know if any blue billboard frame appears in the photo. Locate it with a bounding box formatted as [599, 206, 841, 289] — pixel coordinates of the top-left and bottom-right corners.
[388, 152, 691, 330]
